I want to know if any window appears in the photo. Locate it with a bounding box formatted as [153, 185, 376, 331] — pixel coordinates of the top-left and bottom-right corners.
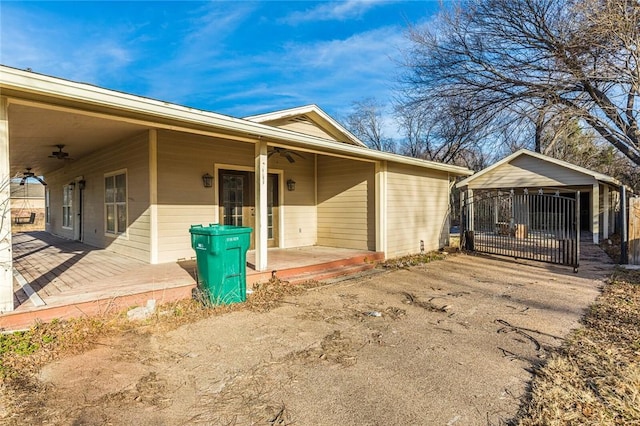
[105, 171, 127, 234]
[62, 185, 73, 228]
[45, 188, 50, 224]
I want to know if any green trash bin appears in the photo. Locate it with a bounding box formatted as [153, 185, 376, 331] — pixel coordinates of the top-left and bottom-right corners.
[189, 224, 252, 305]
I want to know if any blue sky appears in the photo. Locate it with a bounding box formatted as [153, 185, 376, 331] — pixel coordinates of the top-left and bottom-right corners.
[1, 1, 441, 126]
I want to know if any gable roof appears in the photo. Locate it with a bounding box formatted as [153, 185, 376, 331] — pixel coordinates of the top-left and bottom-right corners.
[457, 149, 620, 189]
[244, 105, 366, 148]
[1, 65, 472, 177]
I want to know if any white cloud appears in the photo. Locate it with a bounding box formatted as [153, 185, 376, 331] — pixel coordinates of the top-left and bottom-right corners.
[283, 0, 388, 24]
[0, 1, 425, 132]
[205, 25, 413, 119]
[184, 2, 256, 46]
[0, 5, 136, 84]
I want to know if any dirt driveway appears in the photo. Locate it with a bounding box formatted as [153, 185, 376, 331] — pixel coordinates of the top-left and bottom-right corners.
[25, 251, 611, 425]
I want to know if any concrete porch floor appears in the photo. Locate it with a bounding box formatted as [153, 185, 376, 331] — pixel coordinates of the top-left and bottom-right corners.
[3, 232, 380, 330]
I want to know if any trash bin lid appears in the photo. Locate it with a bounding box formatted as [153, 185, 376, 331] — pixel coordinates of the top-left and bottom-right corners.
[189, 224, 252, 235]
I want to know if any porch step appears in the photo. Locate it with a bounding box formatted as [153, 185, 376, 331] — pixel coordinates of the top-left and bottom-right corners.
[284, 261, 377, 284]
[248, 252, 384, 286]
[2, 252, 384, 331]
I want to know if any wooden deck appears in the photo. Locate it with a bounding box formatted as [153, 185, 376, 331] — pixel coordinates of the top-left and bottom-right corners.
[3, 232, 382, 330]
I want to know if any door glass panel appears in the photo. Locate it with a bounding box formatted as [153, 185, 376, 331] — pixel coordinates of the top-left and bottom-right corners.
[117, 204, 127, 232]
[223, 174, 244, 227]
[106, 205, 115, 232]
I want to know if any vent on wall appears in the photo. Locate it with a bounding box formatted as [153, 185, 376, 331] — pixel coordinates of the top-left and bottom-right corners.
[288, 115, 311, 124]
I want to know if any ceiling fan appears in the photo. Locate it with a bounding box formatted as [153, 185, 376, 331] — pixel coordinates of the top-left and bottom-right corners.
[19, 168, 47, 186]
[49, 144, 73, 160]
[268, 147, 305, 163]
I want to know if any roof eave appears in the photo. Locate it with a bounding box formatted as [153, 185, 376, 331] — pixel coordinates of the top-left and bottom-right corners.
[1, 65, 472, 176]
[244, 104, 367, 148]
[456, 149, 622, 188]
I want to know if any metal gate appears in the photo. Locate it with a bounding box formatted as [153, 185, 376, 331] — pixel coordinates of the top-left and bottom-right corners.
[461, 189, 580, 270]
[629, 197, 640, 265]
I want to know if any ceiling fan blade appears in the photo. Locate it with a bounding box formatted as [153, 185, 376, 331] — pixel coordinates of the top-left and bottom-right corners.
[19, 177, 26, 186]
[285, 153, 295, 163]
[35, 176, 48, 186]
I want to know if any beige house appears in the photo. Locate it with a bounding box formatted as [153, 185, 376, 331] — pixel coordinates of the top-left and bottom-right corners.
[0, 65, 472, 312]
[456, 149, 622, 244]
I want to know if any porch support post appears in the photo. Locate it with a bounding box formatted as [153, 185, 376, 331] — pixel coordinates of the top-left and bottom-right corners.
[149, 129, 159, 264]
[0, 97, 13, 312]
[254, 140, 268, 271]
[602, 184, 609, 240]
[592, 183, 599, 244]
[375, 161, 387, 257]
[467, 188, 474, 231]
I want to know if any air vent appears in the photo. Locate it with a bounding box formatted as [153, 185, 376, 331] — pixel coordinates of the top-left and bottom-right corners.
[288, 115, 311, 124]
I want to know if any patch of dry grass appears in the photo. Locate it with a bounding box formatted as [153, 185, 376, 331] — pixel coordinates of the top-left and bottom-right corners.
[516, 268, 640, 425]
[0, 276, 328, 422]
[379, 250, 448, 269]
[0, 277, 326, 384]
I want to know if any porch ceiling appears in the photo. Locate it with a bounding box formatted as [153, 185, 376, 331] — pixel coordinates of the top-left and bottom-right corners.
[9, 102, 148, 178]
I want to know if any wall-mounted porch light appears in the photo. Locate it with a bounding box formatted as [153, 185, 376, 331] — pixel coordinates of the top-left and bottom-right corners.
[287, 178, 296, 191]
[202, 173, 213, 188]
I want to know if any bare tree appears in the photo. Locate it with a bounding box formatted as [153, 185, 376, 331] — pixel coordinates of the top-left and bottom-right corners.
[394, 96, 498, 168]
[400, 0, 640, 166]
[394, 103, 432, 159]
[541, 117, 640, 191]
[345, 98, 395, 152]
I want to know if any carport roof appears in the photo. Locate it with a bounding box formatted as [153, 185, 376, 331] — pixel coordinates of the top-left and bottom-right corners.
[456, 149, 621, 189]
[1, 65, 473, 177]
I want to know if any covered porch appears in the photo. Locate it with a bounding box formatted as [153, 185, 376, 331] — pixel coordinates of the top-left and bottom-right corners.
[3, 231, 382, 330]
[0, 66, 471, 314]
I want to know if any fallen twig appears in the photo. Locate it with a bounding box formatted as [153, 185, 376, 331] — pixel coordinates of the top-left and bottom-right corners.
[498, 346, 524, 361]
[268, 404, 288, 425]
[402, 292, 447, 313]
[495, 319, 542, 351]
[496, 319, 564, 341]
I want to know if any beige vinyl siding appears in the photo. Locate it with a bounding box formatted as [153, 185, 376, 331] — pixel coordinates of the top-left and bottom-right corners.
[608, 185, 619, 235]
[263, 117, 339, 141]
[597, 183, 618, 239]
[45, 132, 151, 262]
[468, 156, 597, 189]
[317, 157, 375, 250]
[277, 153, 317, 248]
[156, 130, 322, 261]
[386, 164, 450, 257]
[156, 131, 255, 262]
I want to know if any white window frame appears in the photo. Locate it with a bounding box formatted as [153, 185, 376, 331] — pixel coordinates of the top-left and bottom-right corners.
[62, 184, 73, 229]
[104, 169, 128, 237]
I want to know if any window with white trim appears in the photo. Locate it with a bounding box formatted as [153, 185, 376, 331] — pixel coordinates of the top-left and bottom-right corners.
[62, 185, 73, 228]
[105, 172, 127, 235]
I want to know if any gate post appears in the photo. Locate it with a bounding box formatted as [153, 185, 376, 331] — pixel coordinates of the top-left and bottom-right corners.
[621, 186, 628, 264]
[575, 191, 581, 271]
[460, 189, 474, 251]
